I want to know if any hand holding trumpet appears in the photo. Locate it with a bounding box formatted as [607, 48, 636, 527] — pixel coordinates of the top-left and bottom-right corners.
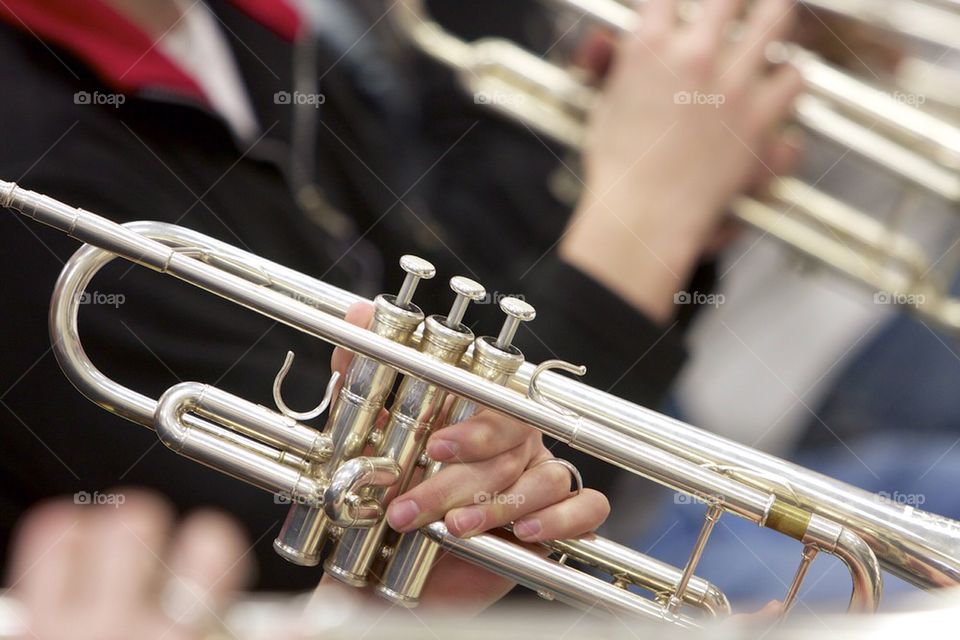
[561, 0, 804, 321]
[4, 304, 611, 638]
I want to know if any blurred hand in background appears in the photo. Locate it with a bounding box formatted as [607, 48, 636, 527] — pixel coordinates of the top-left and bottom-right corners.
[561, 0, 804, 321]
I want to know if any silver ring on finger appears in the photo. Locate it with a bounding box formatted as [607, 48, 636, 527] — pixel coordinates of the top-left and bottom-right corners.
[532, 458, 583, 495]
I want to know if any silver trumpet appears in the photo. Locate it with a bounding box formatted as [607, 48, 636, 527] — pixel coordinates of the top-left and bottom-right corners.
[392, 0, 960, 333]
[4, 181, 960, 625]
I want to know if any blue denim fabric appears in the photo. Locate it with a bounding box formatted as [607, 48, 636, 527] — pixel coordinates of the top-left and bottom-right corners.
[636, 301, 960, 612]
[796, 312, 960, 450]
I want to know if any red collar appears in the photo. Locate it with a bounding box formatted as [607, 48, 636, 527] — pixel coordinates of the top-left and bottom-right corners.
[0, 0, 302, 104]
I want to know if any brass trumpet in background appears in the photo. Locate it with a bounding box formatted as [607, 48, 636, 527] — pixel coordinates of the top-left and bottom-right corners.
[5, 181, 960, 627]
[393, 0, 960, 333]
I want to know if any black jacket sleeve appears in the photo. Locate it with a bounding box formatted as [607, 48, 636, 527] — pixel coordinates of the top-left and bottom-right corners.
[521, 257, 687, 403]
[414, 86, 702, 495]
[514, 257, 688, 495]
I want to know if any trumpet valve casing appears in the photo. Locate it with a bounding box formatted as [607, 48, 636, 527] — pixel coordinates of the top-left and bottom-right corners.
[274, 290, 428, 566]
[377, 303, 531, 606]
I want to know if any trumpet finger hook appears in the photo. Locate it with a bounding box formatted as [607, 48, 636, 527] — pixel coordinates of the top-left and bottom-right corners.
[272, 351, 341, 421]
[528, 359, 587, 418]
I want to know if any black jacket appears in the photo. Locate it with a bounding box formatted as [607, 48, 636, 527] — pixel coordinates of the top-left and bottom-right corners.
[0, 1, 692, 589]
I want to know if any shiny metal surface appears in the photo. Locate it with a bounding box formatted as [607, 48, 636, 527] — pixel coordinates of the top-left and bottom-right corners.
[519, 363, 960, 589]
[275, 274, 427, 566]
[9, 182, 960, 621]
[323, 457, 402, 527]
[326, 303, 477, 587]
[393, 0, 960, 333]
[378, 301, 530, 607]
[445, 276, 486, 328]
[421, 522, 699, 625]
[542, 536, 731, 616]
[802, 514, 885, 613]
[153, 382, 331, 503]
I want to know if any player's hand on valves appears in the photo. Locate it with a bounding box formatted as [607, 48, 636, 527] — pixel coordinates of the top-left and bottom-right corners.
[330, 302, 610, 611]
[561, 0, 804, 322]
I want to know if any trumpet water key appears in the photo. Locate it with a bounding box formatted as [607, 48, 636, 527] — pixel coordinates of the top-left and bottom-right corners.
[6, 181, 960, 625]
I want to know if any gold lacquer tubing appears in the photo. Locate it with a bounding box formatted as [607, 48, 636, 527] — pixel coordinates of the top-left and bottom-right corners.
[386, 6, 960, 574]
[1, 182, 918, 606]
[543, 0, 960, 176]
[394, 0, 960, 332]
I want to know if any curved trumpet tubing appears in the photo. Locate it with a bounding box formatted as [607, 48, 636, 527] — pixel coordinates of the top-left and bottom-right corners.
[14, 180, 960, 620]
[801, 0, 960, 52]
[393, 0, 960, 333]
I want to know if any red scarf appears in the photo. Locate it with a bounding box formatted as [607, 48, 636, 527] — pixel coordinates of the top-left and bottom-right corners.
[0, 0, 302, 103]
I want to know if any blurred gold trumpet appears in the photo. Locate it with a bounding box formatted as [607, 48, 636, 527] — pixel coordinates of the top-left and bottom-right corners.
[395, 0, 960, 333]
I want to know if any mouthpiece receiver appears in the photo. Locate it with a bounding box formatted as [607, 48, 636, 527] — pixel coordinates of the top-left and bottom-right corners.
[444, 276, 486, 329]
[495, 296, 536, 350]
[394, 255, 435, 308]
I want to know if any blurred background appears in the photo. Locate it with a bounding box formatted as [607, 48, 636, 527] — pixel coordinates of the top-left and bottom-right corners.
[2, 0, 960, 621]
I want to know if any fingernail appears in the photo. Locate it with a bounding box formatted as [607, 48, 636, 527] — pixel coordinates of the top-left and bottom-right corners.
[513, 518, 542, 541]
[427, 438, 459, 461]
[387, 499, 420, 531]
[452, 507, 484, 535]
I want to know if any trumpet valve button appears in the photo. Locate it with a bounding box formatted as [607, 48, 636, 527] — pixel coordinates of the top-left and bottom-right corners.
[445, 276, 486, 328]
[395, 255, 436, 308]
[496, 297, 536, 350]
